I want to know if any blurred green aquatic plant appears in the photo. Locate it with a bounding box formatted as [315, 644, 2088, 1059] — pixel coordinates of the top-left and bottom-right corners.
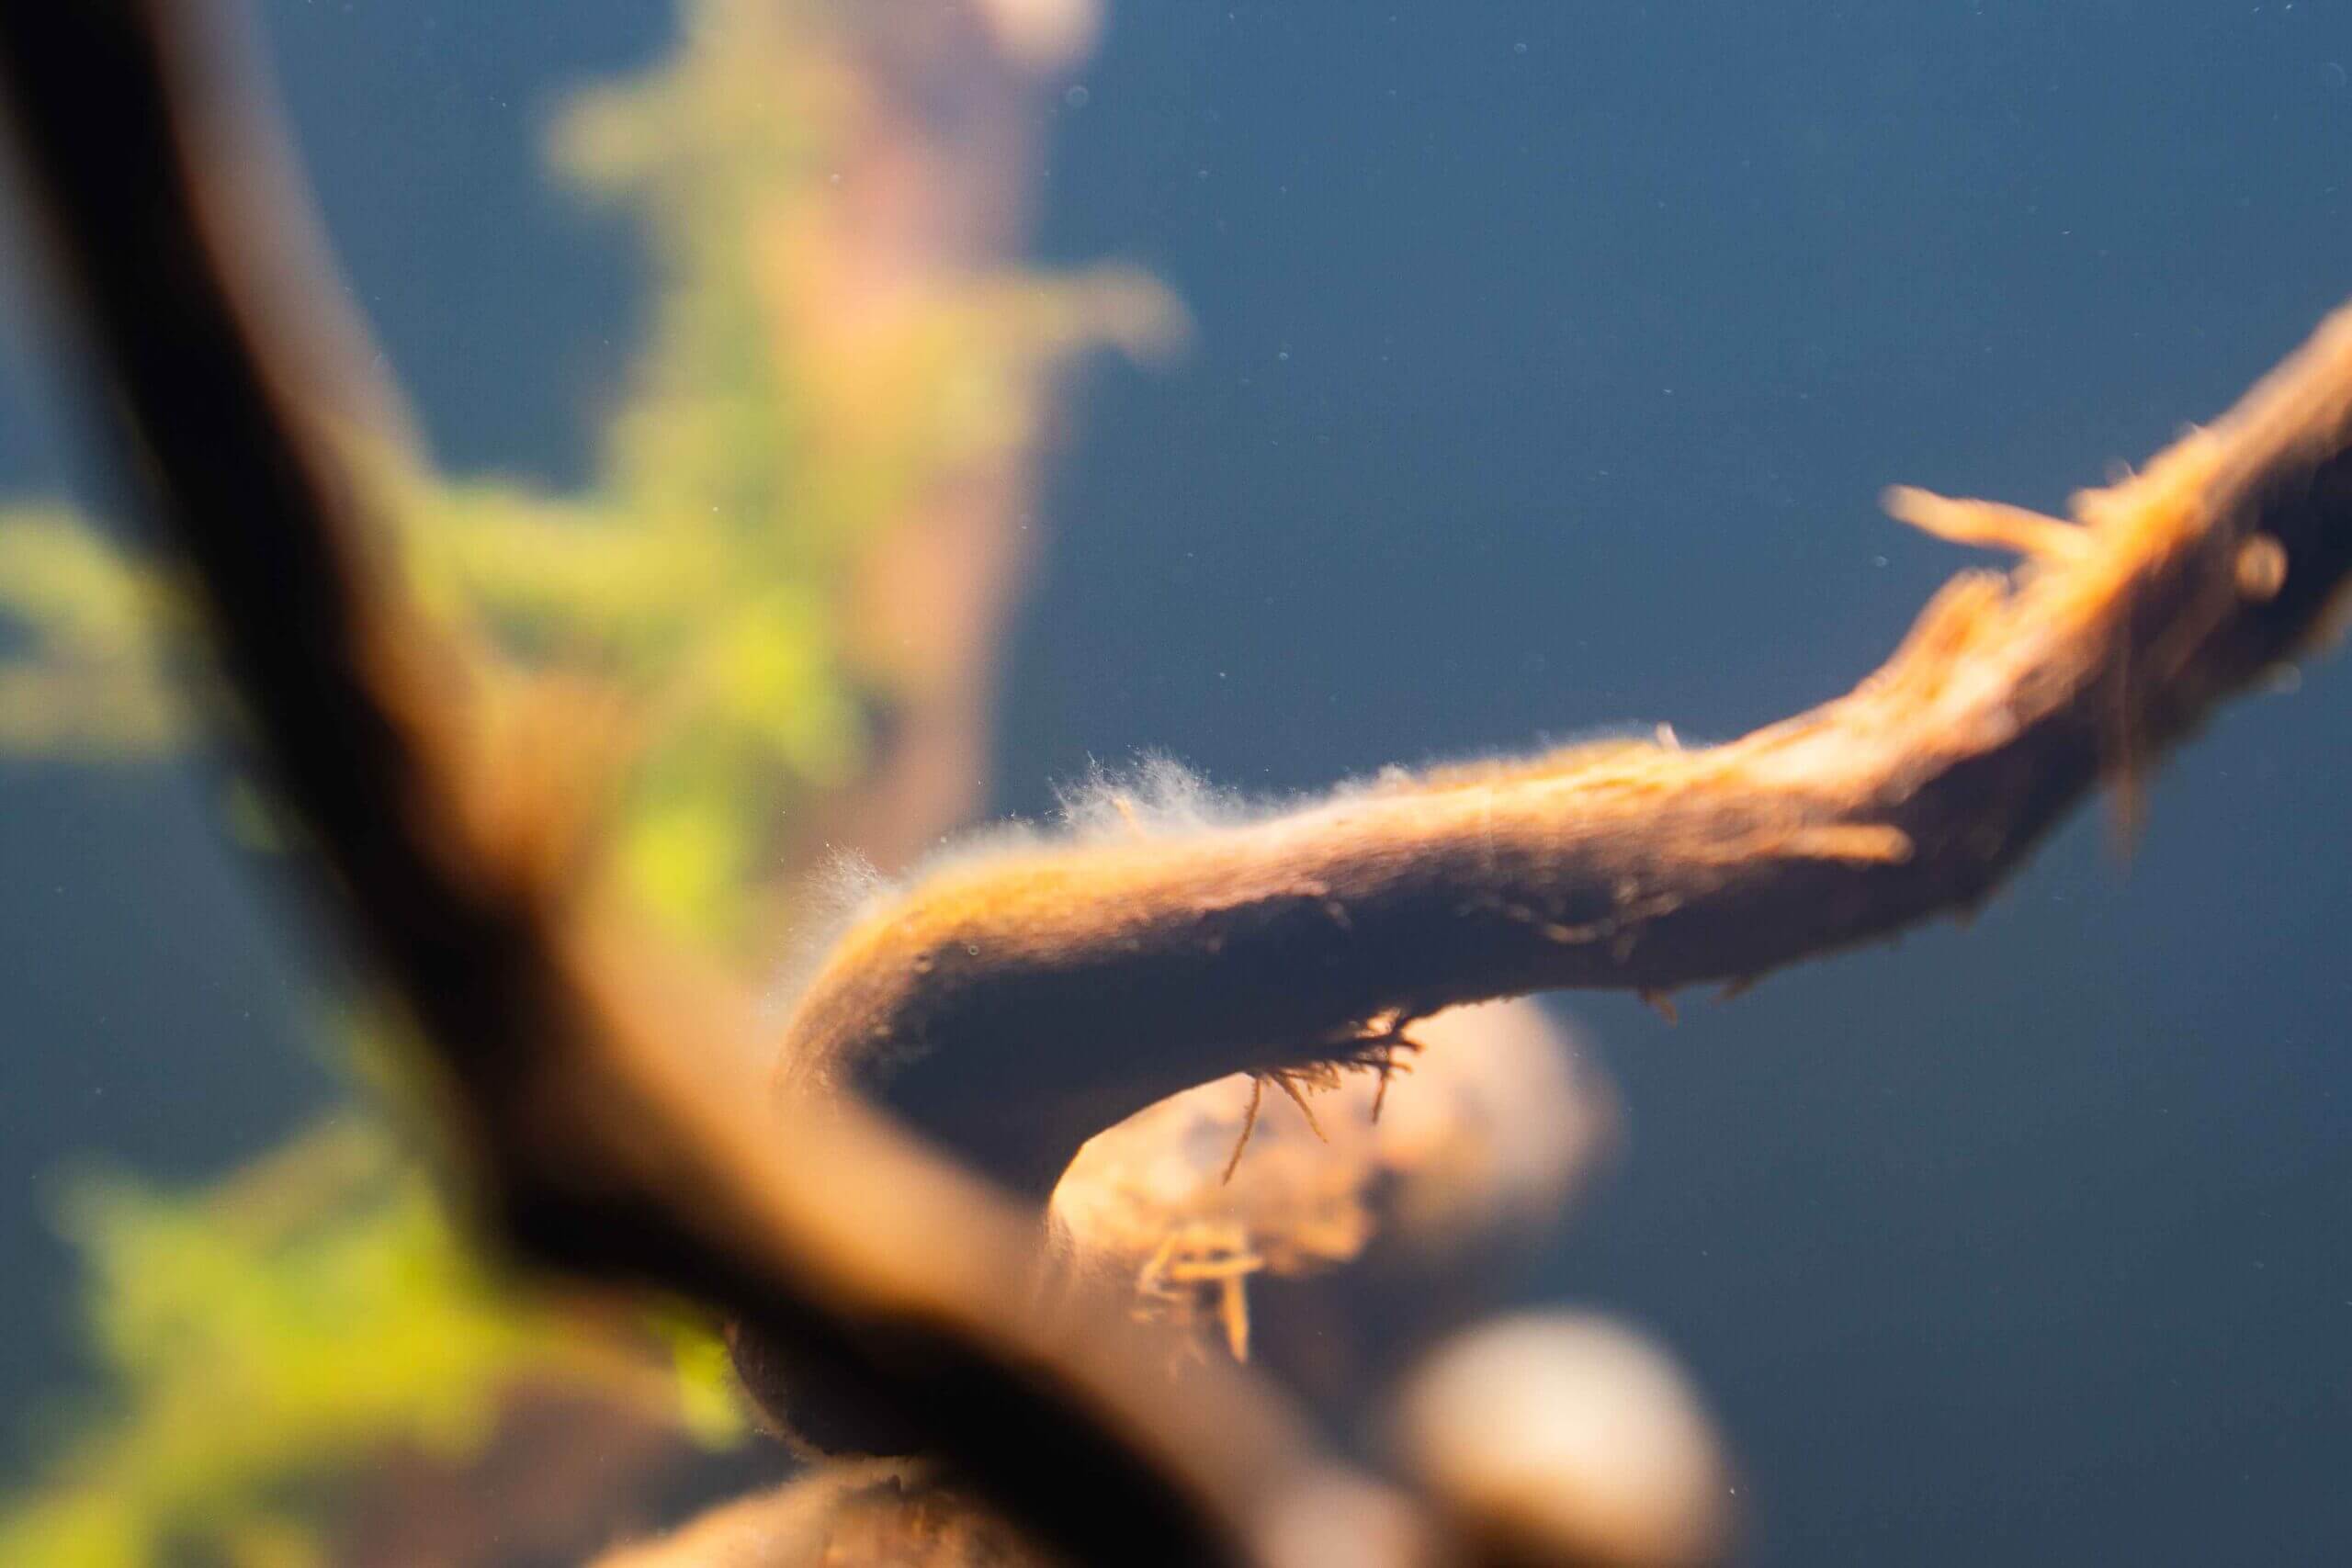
[0, 1121, 699, 1567]
[0, 509, 187, 757]
[0, 0, 1173, 1559]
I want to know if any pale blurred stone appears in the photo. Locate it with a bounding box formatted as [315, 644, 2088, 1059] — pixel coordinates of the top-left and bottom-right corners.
[1391, 1314, 1733, 1568]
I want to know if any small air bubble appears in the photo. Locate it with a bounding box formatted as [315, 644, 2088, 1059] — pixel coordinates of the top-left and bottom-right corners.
[2324, 62, 2347, 90]
[1513, 40, 1528, 54]
[966, 943, 980, 957]
[1065, 84, 1091, 107]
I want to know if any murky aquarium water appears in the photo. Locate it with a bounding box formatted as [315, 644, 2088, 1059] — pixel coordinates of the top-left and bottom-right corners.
[3, 4, 2349, 1564]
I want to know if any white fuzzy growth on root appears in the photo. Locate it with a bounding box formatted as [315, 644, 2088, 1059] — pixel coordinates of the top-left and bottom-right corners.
[1052, 752, 1253, 841]
[764, 755, 1255, 1016]
[761, 848, 888, 1021]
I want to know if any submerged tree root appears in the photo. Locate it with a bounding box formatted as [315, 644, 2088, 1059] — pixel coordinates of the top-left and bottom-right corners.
[17, 3, 2352, 1562]
[782, 305, 2352, 1194]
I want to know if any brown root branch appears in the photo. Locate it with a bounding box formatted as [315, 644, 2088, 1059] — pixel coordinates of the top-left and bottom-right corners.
[782, 304, 2352, 1195]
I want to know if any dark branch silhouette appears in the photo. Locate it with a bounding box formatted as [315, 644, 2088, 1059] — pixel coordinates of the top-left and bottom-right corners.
[0, 6, 1364, 1564]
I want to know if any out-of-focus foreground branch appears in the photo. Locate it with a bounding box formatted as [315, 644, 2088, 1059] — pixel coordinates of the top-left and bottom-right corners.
[786, 312, 2352, 1193]
[0, 6, 1383, 1565]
